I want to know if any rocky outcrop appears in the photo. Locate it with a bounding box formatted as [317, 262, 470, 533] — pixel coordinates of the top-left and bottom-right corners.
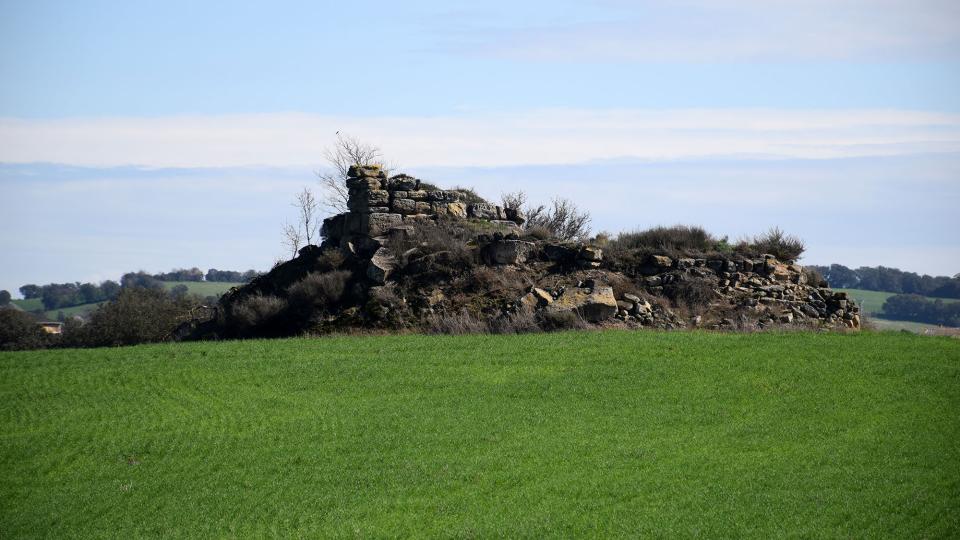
[183, 167, 861, 341]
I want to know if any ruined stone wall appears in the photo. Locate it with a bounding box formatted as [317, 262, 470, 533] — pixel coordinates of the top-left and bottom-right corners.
[320, 165, 524, 247]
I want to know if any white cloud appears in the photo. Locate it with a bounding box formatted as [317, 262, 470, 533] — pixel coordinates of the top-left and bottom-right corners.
[1, 109, 959, 169]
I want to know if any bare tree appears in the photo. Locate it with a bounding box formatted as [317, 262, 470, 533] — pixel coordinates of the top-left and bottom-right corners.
[295, 187, 320, 245]
[317, 133, 385, 213]
[282, 221, 303, 258]
[281, 187, 319, 258]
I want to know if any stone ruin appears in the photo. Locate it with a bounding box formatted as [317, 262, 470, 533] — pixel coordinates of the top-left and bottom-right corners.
[184, 164, 861, 340]
[310, 164, 861, 331]
[320, 165, 524, 251]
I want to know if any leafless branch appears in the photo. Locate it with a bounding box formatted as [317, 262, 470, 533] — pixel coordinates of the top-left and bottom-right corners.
[316, 133, 385, 213]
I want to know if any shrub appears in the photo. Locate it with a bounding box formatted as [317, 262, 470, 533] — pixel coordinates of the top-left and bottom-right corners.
[0, 308, 49, 351]
[749, 227, 805, 262]
[488, 307, 540, 334]
[522, 225, 552, 241]
[229, 294, 288, 331]
[426, 309, 489, 335]
[66, 288, 196, 347]
[287, 270, 351, 312]
[537, 310, 589, 331]
[450, 186, 489, 205]
[610, 225, 717, 254]
[316, 249, 346, 272]
[669, 278, 715, 309]
[525, 198, 591, 241]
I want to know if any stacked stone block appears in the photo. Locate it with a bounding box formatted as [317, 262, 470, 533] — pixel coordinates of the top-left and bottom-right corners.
[321, 165, 523, 247]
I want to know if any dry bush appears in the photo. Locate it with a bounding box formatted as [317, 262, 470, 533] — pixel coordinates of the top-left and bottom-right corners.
[501, 191, 526, 211]
[450, 186, 489, 205]
[611, 225, 717, 254]
[607, 274, 644, 300]
[287, 270, 351, 311]
[537, 310, 589, 331]
[525, 198, 591, 241]
[316, 249, 346, 272]
[229, 294, 287, 330]
[668, 278, 716, 309]
[488, 307, 540, 334]
[748, 227, 806, 262]
[425, 309, 489, 335]
[522, 225, 552, 241]
[463, 266, 530, 298]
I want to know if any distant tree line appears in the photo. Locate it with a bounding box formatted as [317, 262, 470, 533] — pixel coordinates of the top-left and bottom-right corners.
[16, 268, 262, 311]
[882, 294, 960, 327]
[19, 281, 122, 311]
[808, 264, 960, 299]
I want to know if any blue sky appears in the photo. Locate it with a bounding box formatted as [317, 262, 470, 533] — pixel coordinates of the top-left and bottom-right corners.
[1, 0, 959, 293]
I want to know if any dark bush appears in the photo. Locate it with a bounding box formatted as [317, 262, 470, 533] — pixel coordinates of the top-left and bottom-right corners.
[315, 249, 346, 272]
[537, 310, 589, 331]
[425, 309, 489, 334]
[228, 294, 287, 331]
[749, 227, 805, 263]
[287, 270, 351, 312]
[882, 294, 960, 327]
[0, 308, 50, 351]
[669, 278, 715, 309]
[64, 288, 196, 347]
[610, 225, 717, 254]
[488, 307, 540, 334]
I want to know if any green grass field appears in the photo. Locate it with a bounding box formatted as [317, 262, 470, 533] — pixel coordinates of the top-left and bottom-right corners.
[838, 288, 959, 334]
[9, 297, 43, 311]
[2, 331, 958, 537]
[839, 288, 959, 315]
[161, 280, 241, 297]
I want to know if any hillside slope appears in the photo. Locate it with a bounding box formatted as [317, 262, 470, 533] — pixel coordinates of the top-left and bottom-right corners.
[2, 331, 957, 537]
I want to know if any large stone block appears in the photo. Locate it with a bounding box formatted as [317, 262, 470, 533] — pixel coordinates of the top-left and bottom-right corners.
[388, 174, 420, 191]
[347, 165, 385, 179]
[406, 190, 428, 201]
[427, 190, 462, 202]
[347, 212, 403, 236]
[391, 198, 417, 215]
[482, 240, 534, 265]
[367, 247, 397, 284]
[545, 286, 618, 322]
[468, 203, 505, 220]
[346, 176, 382, 191]
[347, 189, 390, 211]
[320, 213, 347, 240]
[414, 201, 432, 214]
[504, 207, 526, 225]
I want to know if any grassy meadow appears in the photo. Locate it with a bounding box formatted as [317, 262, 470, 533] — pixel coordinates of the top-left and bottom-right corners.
[839, 287, 959, 315]
[1, 331, 958, 537]
[161, 280, 241, 297]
